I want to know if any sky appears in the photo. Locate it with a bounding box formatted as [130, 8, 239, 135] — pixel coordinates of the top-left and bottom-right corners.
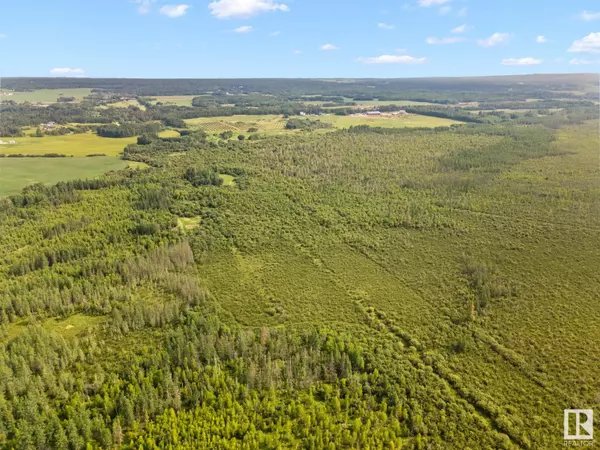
[1, 0, 600, 78]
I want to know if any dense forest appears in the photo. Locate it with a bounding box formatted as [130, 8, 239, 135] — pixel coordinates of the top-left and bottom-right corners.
[0, 76, 599, 448]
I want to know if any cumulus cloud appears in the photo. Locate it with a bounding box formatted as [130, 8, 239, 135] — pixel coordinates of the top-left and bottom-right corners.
[378, 23, 394, 30]
[160, 4, 190, 17]
[233, 25, 253, 33]
[50, 68, 85, 76]
[209, 0, 288, 19]
[451, 24, 469, 34]
[501, 57, 542, 66]
[357, 54, 427, 64]
[426, 36, 465, 44]
[418, 0, 450, 6]
[576, 11, 600, 21]
[536, 35, 547, 43]
[320, 44, 339, 51]
[568, 32, 600, 53]
[569, 58, 597, 65]
[477, 32, 511, 47]
[134, 0, 155, 14]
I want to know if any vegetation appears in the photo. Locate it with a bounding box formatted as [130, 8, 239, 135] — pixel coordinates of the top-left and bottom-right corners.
[0, 76, 598, 449]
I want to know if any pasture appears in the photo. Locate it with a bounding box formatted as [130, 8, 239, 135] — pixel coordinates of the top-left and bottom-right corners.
[0, 133, 137, 157]
[0, 157, 135, 197]
[0, 88, 93, 104]
[184, 113, 461, 135]
[149, 95, 197, 106]
[315, 113, 462, 128]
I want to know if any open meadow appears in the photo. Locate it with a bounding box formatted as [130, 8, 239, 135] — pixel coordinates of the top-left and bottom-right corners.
[0, 133, 137, 157]
[0, 88, 93, 104]
[148, 95, 197, 106]
[0, 157, 136, 196]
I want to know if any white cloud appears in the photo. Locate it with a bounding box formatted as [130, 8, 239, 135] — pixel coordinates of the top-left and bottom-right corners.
[457, 7, 467, 17]
[50, 68, 85, 76]
[568, 32, 600, 54]
[569, 58, 598, 65]
[439, 6, 452, 15]
[160, 4, 190, 17]
[536, 35, 547, 43]
[233, 25, 253, 33]
[418, 0, 450, 6]
[269, 31, 280, 37]
[357, 54, 427, 64]
[501, 57, 542, 66]
[451, 24, 468, 34]
[293, 50, 302, 54]
[321, 44, 339, 51]
[477, 32, 511, 47]
[0, 33, 7, 39]
[209, 0, 288, 19]
[134, 0, 155, 14]
[378, 23, 394, 30]
[576, 11, 600, 21]
[426, 36, 465, 44]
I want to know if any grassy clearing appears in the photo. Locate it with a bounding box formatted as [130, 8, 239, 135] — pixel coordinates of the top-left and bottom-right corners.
[0, 133, 136, 157]
[177, 216, 201, 230]
[185, 113, 459, 135]
[0, 88, 93, 104]
[218, 174, 236, 186]
[0, 157, 132, 197]
[2, 314, 106, 343]
[158, 129, 181, 138]
[149, 95, 197, 107]
[185, 115, 287, 134]
[102, 99, 146, 110]
[317, 113, 462, 128]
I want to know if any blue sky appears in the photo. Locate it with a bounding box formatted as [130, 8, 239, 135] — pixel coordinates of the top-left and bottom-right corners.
[1, 0, 600, 78]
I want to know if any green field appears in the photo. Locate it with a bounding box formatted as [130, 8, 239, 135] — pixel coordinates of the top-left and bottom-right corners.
[317, 113, 461, 128]
[149, 95, 197, 106]
[0, 88, 93, 104]
[185, 114, 287, 134]
[0, 133, 137, 157]
[185, 113, 460, 134]
[0, 157, 136, 197]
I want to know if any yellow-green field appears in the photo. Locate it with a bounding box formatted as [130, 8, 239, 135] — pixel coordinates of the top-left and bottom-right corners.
[0, 133, 137, 157]
[318, 113, 462, 128]
[102, 99, 146, 110]
[0, 88, 93, 104]
[149, 95, 197, 106]
[2, 314, 106, 343]
[158, 129, 181, 138]
[184, 113, 461, 135]
[185, 115, 287, 133]
[0, 157, 139, 197]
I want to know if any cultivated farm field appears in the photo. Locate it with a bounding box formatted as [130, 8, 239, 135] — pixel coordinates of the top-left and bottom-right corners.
[0, 157, 135, 196]
[0, 88, 93, 104]
[0, 133, 137, 157]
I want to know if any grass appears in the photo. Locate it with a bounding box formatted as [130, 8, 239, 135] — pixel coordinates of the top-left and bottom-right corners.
[0, 157, 133, 197]
[102, 99, 146, 110]
[149, 95, 197, 107]
[0, 133, 137, 157]
[0, 88, 93, 104]
[158, 129, 181, 138]
[218, 174, 236, 186]
[317, 113, 462, 128]
[2, 314, 106, 343]
[184, 113, 460, 135]
[177, 216, 201, 230]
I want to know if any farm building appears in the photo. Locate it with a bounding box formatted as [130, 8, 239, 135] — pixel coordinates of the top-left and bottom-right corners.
[367, 111, 381, 116]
